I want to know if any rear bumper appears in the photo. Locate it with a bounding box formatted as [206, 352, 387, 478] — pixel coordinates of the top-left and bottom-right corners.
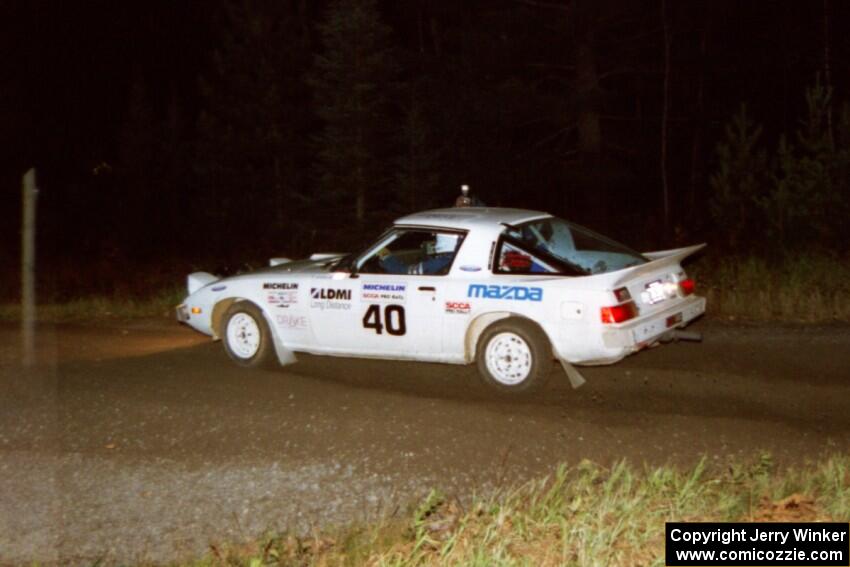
[601, 295, 706, 349]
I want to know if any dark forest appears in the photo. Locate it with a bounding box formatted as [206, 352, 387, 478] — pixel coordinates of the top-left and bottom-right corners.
[2, 0, 848, 300]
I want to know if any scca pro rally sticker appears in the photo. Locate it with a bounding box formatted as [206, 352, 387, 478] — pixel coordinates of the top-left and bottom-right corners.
[445, 301, 471, 314]
[310, 287, 352, 310]
[361, 282, 406, 304]
[264, 282, 298, 308]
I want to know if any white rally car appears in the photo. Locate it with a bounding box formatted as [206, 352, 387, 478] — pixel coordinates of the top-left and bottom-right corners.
[177, 206, 705, 393]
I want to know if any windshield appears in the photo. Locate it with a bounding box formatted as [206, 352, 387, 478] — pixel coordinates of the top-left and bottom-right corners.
[503, 218, 648, 275]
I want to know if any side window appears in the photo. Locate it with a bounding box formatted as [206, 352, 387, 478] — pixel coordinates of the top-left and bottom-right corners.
[357, 230, 465, 276]
[494, 240, 558, 274]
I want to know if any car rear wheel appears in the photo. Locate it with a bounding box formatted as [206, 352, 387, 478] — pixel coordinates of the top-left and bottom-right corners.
[222, 302, 276, 368]
[476, 318, 552, 393]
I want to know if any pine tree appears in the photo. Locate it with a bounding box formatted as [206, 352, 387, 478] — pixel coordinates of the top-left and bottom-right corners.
[196, 0, 309, 251]
[116, 74, 157, 253]
[709, 105, 770, 251]
[395, 87, 441, 212]
[311, 0, 398, 226]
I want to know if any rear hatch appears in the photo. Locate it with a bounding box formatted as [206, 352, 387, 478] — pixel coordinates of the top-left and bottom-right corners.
[610, 244, 704, 320]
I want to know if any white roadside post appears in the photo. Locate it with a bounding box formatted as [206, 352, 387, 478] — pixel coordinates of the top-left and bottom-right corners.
[21, 168, 38, 367]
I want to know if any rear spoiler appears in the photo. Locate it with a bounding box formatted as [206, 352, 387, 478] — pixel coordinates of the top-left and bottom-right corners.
[610, 244, 705, 288]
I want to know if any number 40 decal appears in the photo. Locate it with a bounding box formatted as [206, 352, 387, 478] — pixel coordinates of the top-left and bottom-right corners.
[362, 304, 406, 336]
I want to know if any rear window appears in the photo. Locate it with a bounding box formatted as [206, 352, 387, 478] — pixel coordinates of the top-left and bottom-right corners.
[501, 218, 647, 275]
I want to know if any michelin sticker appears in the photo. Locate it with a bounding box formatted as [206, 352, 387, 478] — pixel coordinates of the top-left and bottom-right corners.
[264, 282, 298, 308]
[361, 282, 407, 304]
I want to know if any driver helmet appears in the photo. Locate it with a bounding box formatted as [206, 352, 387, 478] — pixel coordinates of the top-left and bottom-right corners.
[434, 233, 459, 255]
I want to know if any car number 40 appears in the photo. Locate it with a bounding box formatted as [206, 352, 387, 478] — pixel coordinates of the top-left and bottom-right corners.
[362, 304, 406, 336]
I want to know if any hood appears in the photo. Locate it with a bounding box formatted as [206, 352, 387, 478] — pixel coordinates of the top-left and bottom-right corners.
[226, 254, 345, 281]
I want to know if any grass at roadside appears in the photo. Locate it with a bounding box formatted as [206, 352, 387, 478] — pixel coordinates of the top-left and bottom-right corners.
[174, 455, 849, 567]
[0, 286, 184, 322]
[690, 253, 850, 323]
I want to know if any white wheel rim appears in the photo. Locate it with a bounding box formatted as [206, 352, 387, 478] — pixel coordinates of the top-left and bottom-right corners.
[485, 332, 533, 385]
[226, 312, 261, 359]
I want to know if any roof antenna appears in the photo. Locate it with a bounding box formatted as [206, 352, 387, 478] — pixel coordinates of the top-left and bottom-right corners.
[455, 184, 472, 208]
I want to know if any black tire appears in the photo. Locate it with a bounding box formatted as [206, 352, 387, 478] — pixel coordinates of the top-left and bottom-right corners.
[221, 301, 277, 368]
[475, 317, 553, 394]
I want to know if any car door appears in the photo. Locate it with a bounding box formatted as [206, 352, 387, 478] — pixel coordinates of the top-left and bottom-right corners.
[308, 228, 462, 360]
[354, 272, 444, 357]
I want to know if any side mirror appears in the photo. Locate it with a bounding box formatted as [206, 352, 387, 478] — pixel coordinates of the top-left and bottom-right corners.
[331, 256, 359, 278]
[348, 259, 360, 278]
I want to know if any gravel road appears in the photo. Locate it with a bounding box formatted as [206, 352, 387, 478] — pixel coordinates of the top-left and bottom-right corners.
[1, 319, 848, 565]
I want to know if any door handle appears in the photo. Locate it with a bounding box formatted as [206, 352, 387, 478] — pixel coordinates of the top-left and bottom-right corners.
[418, 286, 436, 292]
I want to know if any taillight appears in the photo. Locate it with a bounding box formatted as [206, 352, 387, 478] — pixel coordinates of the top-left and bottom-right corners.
[600, 301, 638, 324]
[679, 278, 695, 296]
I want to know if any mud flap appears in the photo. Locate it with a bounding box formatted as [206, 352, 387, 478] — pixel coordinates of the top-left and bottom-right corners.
[559, 358, 586, 389]
[273, 341, 297, 366]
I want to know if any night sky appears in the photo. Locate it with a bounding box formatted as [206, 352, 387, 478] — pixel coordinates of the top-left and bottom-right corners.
[2, 0, 848, 297]
[1, 1, 209, 178]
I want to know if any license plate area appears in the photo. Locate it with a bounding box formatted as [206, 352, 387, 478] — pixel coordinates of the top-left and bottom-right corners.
[642, 279, 667, 305]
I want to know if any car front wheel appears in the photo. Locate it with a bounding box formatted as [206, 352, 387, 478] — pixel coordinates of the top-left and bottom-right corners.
[222, 302, 276, 368]
[476, 318, 552, 393]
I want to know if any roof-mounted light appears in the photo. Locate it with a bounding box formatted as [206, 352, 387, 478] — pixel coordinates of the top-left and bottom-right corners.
[455, 184, 472, 207]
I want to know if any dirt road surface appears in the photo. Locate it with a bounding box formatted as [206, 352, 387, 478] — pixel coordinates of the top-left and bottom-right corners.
[1, 319, 848, 565]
